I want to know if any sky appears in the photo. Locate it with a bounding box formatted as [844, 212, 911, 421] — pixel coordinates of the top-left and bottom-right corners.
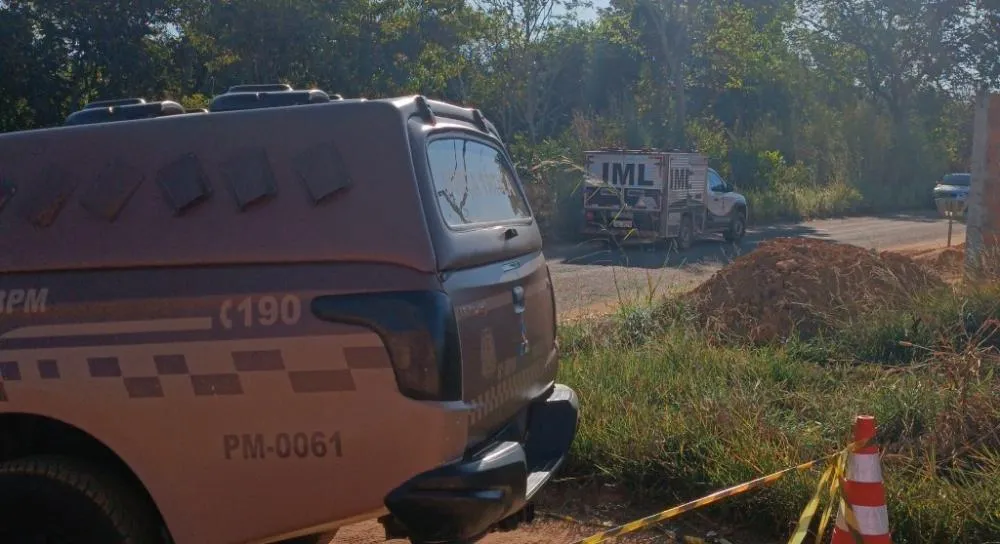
[556, 0, 610, 22]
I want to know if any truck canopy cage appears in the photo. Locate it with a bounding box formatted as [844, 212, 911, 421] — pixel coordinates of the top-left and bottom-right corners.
[0, 85, 502, 274]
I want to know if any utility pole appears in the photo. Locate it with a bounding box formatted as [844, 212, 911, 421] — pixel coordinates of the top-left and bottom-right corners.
[966, 92, 1000, 274]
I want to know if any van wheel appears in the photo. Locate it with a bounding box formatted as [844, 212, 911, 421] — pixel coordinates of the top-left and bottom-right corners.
[0, 455, 164, 544]
[676, 215, 694, 251]
[724, 213, 746, 243]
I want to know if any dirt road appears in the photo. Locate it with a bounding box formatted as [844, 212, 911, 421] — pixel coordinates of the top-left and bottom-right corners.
[330, 481, 749, 544]
[547, 212, 966, 317]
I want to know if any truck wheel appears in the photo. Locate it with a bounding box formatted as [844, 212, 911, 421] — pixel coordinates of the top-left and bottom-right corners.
[724, 213, 746, 243]
[0, 455, 164, 544]
[676, 215, 694, 251]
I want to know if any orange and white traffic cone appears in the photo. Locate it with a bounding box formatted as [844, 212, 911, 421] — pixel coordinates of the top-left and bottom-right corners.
[831, 415, 892, 544]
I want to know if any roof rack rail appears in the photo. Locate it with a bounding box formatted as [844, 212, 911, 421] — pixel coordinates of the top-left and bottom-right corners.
[83, 98, 148, 110]
[226, 83, 293, 94]
[414, 95, 436, 125]
[472, 109, 488, 131]
[208, 85, 331, 112]
[64, 100, 186, 126]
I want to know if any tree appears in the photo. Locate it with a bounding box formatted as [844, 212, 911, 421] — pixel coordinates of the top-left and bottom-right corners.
[0, 0, 976, 222]
[0, 0, 180, 126]
[472, 0, 587, 140]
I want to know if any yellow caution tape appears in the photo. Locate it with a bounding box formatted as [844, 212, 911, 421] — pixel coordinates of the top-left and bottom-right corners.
[539, 512, 613, 528]
[789, 443, 872, 544]
[570, 439, 870, 544]
[814, 450, 846, 543]
[787, 461, 837, 544]
[838, 496, 869, 544]
[541, 512, 589, 524]
[569, 456, 829, 544]
[542, 511, 710, 542]
[788, 448, 848, 544]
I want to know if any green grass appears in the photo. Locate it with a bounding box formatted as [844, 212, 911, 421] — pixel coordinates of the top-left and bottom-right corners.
[556, 284, 1000, 543]
[745, 181, 865, 224]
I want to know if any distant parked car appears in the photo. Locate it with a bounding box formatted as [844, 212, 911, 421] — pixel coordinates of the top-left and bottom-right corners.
[931, 173, 972, 217]
[933, 172, 971, 201]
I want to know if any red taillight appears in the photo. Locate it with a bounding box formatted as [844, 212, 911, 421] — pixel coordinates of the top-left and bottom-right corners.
[310, 291, 462, 401]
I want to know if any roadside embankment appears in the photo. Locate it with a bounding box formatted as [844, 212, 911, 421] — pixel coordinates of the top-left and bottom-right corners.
[557, 239, 1000, 542]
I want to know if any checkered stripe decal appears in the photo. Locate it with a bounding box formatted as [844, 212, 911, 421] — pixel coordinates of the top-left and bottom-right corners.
[468, 362, 547, 425]
[0, 346, 390, 400]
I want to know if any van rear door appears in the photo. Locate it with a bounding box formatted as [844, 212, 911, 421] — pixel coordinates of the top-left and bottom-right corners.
[417, 131, 558, 447]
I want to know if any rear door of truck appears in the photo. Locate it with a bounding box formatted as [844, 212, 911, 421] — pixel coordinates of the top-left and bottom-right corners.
[583, 151, 665, 233]
[583, 151, 663, 207]
[411, 123, 558, 447]
[663, 153, 708, 225]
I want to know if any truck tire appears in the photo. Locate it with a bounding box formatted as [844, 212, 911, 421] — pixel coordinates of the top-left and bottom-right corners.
[676, 215, 694, 251]
[724, 212, 746, 243]
[0, 455, 164, 544]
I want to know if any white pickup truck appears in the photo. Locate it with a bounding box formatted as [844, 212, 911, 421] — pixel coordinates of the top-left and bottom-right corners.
[580, 149, 749, 249]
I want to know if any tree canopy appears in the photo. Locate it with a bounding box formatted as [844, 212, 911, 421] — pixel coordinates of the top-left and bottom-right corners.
[0, 0, 993, 227]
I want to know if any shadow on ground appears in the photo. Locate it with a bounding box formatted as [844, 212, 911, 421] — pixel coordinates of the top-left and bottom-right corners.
[857, 210, 948, 223]
[546, 223, 826, 270]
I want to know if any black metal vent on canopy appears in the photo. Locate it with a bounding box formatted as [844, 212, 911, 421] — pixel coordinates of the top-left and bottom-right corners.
[25, 166, 76, 227]
[0, 179, 16, 216]
[294, 143, 353, 205]
[79, 160, 144, 222]
[222, 148, 277, 211]
[156, 153, 213, 215]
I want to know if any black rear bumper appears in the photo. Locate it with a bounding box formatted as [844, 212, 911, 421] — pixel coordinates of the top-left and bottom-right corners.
[382, 383, 579, 543]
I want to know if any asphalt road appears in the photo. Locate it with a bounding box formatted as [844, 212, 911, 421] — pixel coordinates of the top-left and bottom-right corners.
[546, 212, 967, 316]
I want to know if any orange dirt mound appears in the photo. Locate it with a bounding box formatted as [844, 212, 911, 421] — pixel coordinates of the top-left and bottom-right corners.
[931, 246, 965, 272]
[895, 243, 966, 281]
[688, 238, 945, 342]
[925, 244, 964, 274]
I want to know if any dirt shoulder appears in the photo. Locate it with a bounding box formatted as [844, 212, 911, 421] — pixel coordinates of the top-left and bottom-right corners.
[331, 480, 763, 544]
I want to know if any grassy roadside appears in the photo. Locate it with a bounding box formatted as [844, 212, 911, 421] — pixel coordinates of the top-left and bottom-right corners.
[742, 180, 936, 226]
[555, 284, 1000, 543]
